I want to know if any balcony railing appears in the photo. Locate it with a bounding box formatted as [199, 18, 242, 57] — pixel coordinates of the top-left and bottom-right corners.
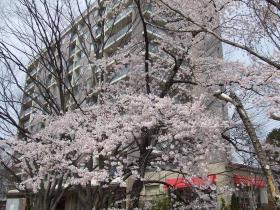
[106, 6, 132, 30]
[105, 24, 132, 48]
[70, 32, 78, 42]
[29, 68, 37, 76]
[21, 108, 33, 118]
[147, 25, 166, 37]
[144, 3, 153, 11]
[23, 121, 31, 129]
[110, 65, 129, 84]
[107, 0, 122, 12]
[149, 44, 159, 54]
[69, 45, 76, 56]
[25, 82, 35, 91]
[46, 78, 53, 87]
[68, 60, 74, 72]
[23, 96, 31, 104]
[74, 60, 81, 69]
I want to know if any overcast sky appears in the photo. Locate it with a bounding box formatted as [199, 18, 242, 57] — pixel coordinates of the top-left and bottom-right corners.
[223, 44, 280, 139]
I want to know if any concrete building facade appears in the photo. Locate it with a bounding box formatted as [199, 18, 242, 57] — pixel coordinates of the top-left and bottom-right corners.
[19, 0, 223, 132]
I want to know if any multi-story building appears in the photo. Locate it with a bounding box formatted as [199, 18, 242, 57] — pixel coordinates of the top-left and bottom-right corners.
[19, 0, 136, 131]
[18, 0, 223, 132]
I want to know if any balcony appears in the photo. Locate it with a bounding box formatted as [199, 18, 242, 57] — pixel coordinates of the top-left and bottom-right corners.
[22, 96, 32, 104]
[110, 65, 129, 84]
[72, 68, 81, 84]
[67, 57, 75, 72]
[69, 42, 77, 57]
[146, 25, 166, 38]
[68, 61, 74, 72]
[107, 0, 122, 12]
[144, 3, 153, 12]
[25, 82, 35, 91]
[29, 68, 37, 76]
[106, 6, 132, 31]
[112, 0, 121, 4]
[64, 75, 72, 88]
[105, 24, 132, 49]
[20, 108, 33, 119]
[23, 121, 31, 129]
[148, 43, 160, 54]
[74, 60, 81, 69]
[46, 78, 53, 87]
[70, 32, 78, 42]
[92, 25, 102, 38]
[35, 94, 45, 103]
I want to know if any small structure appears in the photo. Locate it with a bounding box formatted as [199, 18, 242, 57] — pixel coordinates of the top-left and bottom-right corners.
[5, 190, 26, 210]
[0, 169, 12, 210]
[138, 162, 270, 210]
[223, 163, 269, 210]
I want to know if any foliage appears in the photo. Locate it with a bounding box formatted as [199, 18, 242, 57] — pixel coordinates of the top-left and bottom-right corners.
[230, 193, 240, 210]
[220, 197, 229, 210]
[266, 129, 280, 147]
[151, 196, 170, 210]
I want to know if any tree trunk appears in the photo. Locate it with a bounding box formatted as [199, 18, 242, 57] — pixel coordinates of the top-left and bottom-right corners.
[28, 193, 62, 210]
[128, 179, 144, 210]
[215, 91, 280, 207]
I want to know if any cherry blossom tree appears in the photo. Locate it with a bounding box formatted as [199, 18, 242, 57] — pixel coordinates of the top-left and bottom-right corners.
[0, 91, 224, 209]
[4, 0, 278, 209]
[0, 0, 140, 208]
[146, 0, 280, 206]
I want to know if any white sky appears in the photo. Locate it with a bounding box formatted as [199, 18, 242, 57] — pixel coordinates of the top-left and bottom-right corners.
[223, 43, 280, 140]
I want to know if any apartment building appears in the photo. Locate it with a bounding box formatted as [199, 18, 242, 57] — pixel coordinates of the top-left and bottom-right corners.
[19, 0, 134, 131]
[19, 0, 223, 132]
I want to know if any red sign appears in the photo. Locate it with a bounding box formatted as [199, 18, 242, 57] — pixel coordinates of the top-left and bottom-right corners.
[234, 175, 266, 188]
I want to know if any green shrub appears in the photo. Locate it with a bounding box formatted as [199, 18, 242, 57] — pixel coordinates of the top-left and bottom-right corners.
[220, 197, 230, 210]
[230, 193, 240, 210]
